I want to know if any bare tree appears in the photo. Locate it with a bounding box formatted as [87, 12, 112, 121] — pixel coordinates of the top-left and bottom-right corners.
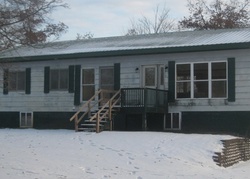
[125, 3, 175, 35]
[76, 32, 94, 40]
[0, 0, 68, 51]
[179, 0, 250, 30]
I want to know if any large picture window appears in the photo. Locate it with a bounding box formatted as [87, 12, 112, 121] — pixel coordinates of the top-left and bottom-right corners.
[176, 62, 227, 99]
[50, 69, 69, 90]
[9, 71, 26, 91]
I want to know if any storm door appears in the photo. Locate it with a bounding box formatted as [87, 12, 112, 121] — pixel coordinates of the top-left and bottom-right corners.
[100, 67, 114, 90]
[142, 65, 165, 107]
[99, 67, 114, 104]
[142, 65, 165, 89]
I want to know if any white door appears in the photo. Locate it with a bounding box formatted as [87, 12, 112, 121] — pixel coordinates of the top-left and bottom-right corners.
[142, 65, 165, 89]
[142, 65, 165, 107]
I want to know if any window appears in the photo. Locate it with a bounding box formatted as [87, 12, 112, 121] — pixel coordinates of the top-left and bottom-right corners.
[82, 69, 95, 101]
[212, 62, 227, 98]
[20, 112, 33, 128]
[176, 64, 191, 98]
[144, 66, 156, 87]
[176, 62, 227, 99]
[9, 71, 26, 91]
[50, 69, 69, 90]
[160, 66, 165, 86]
[194, 63, 208, 98]
[165, 113, 181, 130]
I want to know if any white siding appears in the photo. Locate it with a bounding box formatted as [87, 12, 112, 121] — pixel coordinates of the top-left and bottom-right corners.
[0, 49, 250, 113]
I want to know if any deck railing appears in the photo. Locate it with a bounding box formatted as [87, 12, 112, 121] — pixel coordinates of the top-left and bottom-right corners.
[121, 88, 168, 112]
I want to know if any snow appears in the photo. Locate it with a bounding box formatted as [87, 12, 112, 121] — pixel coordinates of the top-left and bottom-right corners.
[0, 129, 250, 179]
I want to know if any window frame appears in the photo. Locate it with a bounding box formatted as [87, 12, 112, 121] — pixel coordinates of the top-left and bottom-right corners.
[143, 65, 157, 88]
[164, 112, 182, 130]
[50, 68, 69, 91]
[20, 112, 33, 128]
[175, 61, 227, 99]
[8, 71, 26, 92]
[176, 63, 191, 98]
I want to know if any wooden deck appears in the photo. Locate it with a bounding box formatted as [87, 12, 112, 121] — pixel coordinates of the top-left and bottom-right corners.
[121, 88, 168, 114]
[70, 88, 168, 132]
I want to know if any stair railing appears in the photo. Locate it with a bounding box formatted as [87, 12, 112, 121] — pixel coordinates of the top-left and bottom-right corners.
[69, 89, 102, 131]
[89, 89, 121, 133]
[69, 89, 120, 132]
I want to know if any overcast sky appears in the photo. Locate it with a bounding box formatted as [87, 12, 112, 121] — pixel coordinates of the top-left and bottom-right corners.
[52, 0, 190, 41]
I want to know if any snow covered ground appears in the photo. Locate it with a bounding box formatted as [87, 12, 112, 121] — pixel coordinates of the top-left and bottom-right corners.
[0, 129, 250, 179]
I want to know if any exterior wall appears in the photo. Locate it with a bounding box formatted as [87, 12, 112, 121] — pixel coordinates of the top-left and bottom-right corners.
[0, 61, 75, 112]
[0, 54, 171, 112]
[182, 111, 250, 136]
[1, 48, 250, 131]
[33, 112, 75, 129]
[0, 112, 19, 128]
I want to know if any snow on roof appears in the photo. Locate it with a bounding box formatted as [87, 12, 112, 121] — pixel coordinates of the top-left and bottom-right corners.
[1, 28, 250, 59]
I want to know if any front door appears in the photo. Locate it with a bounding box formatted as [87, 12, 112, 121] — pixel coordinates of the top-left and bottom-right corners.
[100, 66, 114, 90]
[142, 65, 165, 89]
[99, 67, 114, 104]
[142, 65, 165, 107]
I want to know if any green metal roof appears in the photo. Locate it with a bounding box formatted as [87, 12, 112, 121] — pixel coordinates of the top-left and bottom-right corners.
[1, 28, 250, 62]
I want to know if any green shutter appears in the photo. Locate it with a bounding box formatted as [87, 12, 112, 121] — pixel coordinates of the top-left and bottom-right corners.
[74, 65, 81, 106]
[44, 66, 50, 94]
[25, 68, 31, 94]
[3, 69, 8, 95]
[114, 63, 120, 90]
[168, 61, 175, 102]
[228, 58, 235, 102]
[68, 65, 75, 93]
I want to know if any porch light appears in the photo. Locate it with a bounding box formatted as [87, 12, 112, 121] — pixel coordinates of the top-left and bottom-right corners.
[165, 65, 168, 71]
[135, 67, 139, 72]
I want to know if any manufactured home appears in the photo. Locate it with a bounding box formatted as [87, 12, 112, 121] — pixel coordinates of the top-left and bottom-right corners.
[1, 28, 250, 135]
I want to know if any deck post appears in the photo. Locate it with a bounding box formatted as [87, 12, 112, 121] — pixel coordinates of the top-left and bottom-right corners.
[163, 113, 166, 130]
[109, 120, 113, 131]
[88, 103, 91, 118]
[75, 116, 78, 132]
[109, 100, 112, 131]
[142, 112, 147, 131]
[142, 88, 147, 131]
[96, 113, 100, 133]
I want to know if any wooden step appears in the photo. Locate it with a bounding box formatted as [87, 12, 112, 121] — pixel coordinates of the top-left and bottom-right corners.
[84, 120, 107, 123]
[78, 128, 96, 132]
[81, 123, 104, 127]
